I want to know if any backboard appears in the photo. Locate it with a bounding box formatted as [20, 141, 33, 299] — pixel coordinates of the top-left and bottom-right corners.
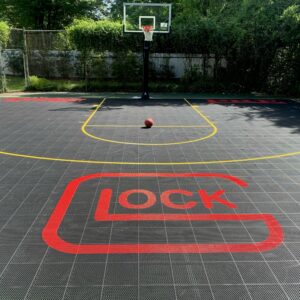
[123, 3, 172, 34]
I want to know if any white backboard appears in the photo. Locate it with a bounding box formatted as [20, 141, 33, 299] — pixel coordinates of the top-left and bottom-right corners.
[123, 3, 172, 33]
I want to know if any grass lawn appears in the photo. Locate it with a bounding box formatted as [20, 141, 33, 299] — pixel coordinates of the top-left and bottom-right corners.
[2, 76, 84, 93]
[2, 76, 290, 96]
[25, 76, 181, 93]
[5, 76, 25, 92]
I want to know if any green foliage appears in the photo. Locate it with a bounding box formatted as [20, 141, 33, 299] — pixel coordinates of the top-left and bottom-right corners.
[0, 21, 10, 48]
[263, 4, 300, 95]
[65, 18, 224, 54]
[56, 52, 73, 79]
[27, 76, 84, 91]
[66, 19, 124, 53]
[0, 0, 103, 29]
[281, 5, 300, 45]
[92, 55, 109, 80]
[24, 75, 182, 92]
[267, 46, 300, 95]
[156, 58, 175, 80]
[182, 65, 202, 84]
[172, 17, 224, 54]
[28, 76, 56, 91]
[5, 75, 25, 91]
[181, 64, 217, 92]
[7, 53, 24, 75]
[63, 1, 300, 96]
[213, 0, 299, 95]
[112, 51, 141, 81]
[2, 0, 299, 95]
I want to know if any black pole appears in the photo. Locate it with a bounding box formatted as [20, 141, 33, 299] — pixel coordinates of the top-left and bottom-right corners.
[141, 40, 150, 100]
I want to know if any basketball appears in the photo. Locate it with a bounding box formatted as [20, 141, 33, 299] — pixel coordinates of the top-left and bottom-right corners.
[144, 118, 154, 128]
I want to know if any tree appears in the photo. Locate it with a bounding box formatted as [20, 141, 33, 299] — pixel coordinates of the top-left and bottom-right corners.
[267, 4, 300, 95]
[109, 0, 178, 20]
[0, 0, 105, 29]
[0, 21, 10, 47]
[281, 4, 300, 46]
[0, 21, 10, 92]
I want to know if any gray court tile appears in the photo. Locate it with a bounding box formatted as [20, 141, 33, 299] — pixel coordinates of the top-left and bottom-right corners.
[172, 263, 208, 284]
[204, 262, 243, 284]
[25, 286, 65, 300]
[0, 287, 27, 300]
[139, 263, 173, 285]
[212, 285, 251, 300]
[68, 263, 105, 286]
[33, 263, 73, 286]
[176, 286, 214, 300]
[0, 263, 39, 287]
[64, 286, 102, 300]
[101, 286, 138, 300]
[236, 261, 277, 283]
[11, 243, 47, 264]
[104, 263, 138, 285]
[1, 98, 300, 300]
[140, 286, 176, 300]
[283, 284, 300, 300]
[247, 285, 289, 300]
[269, 261, 300, 283]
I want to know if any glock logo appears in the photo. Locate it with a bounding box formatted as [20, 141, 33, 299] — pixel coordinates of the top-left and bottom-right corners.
[43, 173, 283, 254]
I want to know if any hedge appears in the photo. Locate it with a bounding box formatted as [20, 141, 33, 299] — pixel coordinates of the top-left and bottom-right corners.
[65, 18, 226, 54]
[66, 19, 132, 52]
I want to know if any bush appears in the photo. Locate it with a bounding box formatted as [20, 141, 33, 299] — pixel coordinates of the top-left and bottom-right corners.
[0, 21, 10, 48]
[267, 47, 300, 96]
[7, 52, 24, 75]
[66, 19, 125, 53]
[92, 54, 110, 80]
[112, 51, 142, 81]
[27, 76, 56, 91]
[64, 18, 220, 54]
[28, 4, 300, 96]
[157, 58, 175, 80]
[182, 65, 202, 84]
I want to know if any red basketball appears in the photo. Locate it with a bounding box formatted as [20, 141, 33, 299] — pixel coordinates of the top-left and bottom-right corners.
[144, 118, 154, 128]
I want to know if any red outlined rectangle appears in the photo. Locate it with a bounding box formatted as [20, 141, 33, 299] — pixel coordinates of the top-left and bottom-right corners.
[2, 97, 84, 103]
[207, 99, 287, 104]
[42, 173, 284, 254]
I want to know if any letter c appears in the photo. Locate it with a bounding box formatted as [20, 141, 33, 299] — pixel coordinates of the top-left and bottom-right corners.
[161, 189, 196, 210]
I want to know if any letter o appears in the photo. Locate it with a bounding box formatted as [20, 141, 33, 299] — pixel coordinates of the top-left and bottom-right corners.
[119, 189, 156, 209]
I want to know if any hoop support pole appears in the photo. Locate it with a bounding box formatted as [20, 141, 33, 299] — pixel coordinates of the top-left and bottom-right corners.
[141, 40, 150, 100]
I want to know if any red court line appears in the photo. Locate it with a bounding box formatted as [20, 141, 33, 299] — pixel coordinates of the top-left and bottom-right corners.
[2, 97, 84, 103]
[207, 99, 288, 104]
[42, 173, 284, 254]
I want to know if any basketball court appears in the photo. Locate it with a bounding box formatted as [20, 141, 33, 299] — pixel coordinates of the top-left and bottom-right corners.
[0, 2, 300, 300]
[0, 94, 300, 300]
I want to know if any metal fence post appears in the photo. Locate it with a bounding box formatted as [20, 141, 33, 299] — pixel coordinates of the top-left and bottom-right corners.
[23, 28, 30, 87]
[0, 45, 7, 93]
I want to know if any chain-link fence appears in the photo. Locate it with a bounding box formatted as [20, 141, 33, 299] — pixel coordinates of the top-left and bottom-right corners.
[1, 28, 225, 93]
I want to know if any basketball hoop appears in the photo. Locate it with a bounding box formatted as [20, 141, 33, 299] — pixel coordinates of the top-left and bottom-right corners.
[142, 25, 154, 42]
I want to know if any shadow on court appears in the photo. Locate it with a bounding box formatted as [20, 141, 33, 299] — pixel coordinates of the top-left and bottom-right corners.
[47, 97, 300, 134]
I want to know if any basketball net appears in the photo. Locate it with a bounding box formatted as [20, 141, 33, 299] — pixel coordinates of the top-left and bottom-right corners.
[143, 25, 154, 42]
